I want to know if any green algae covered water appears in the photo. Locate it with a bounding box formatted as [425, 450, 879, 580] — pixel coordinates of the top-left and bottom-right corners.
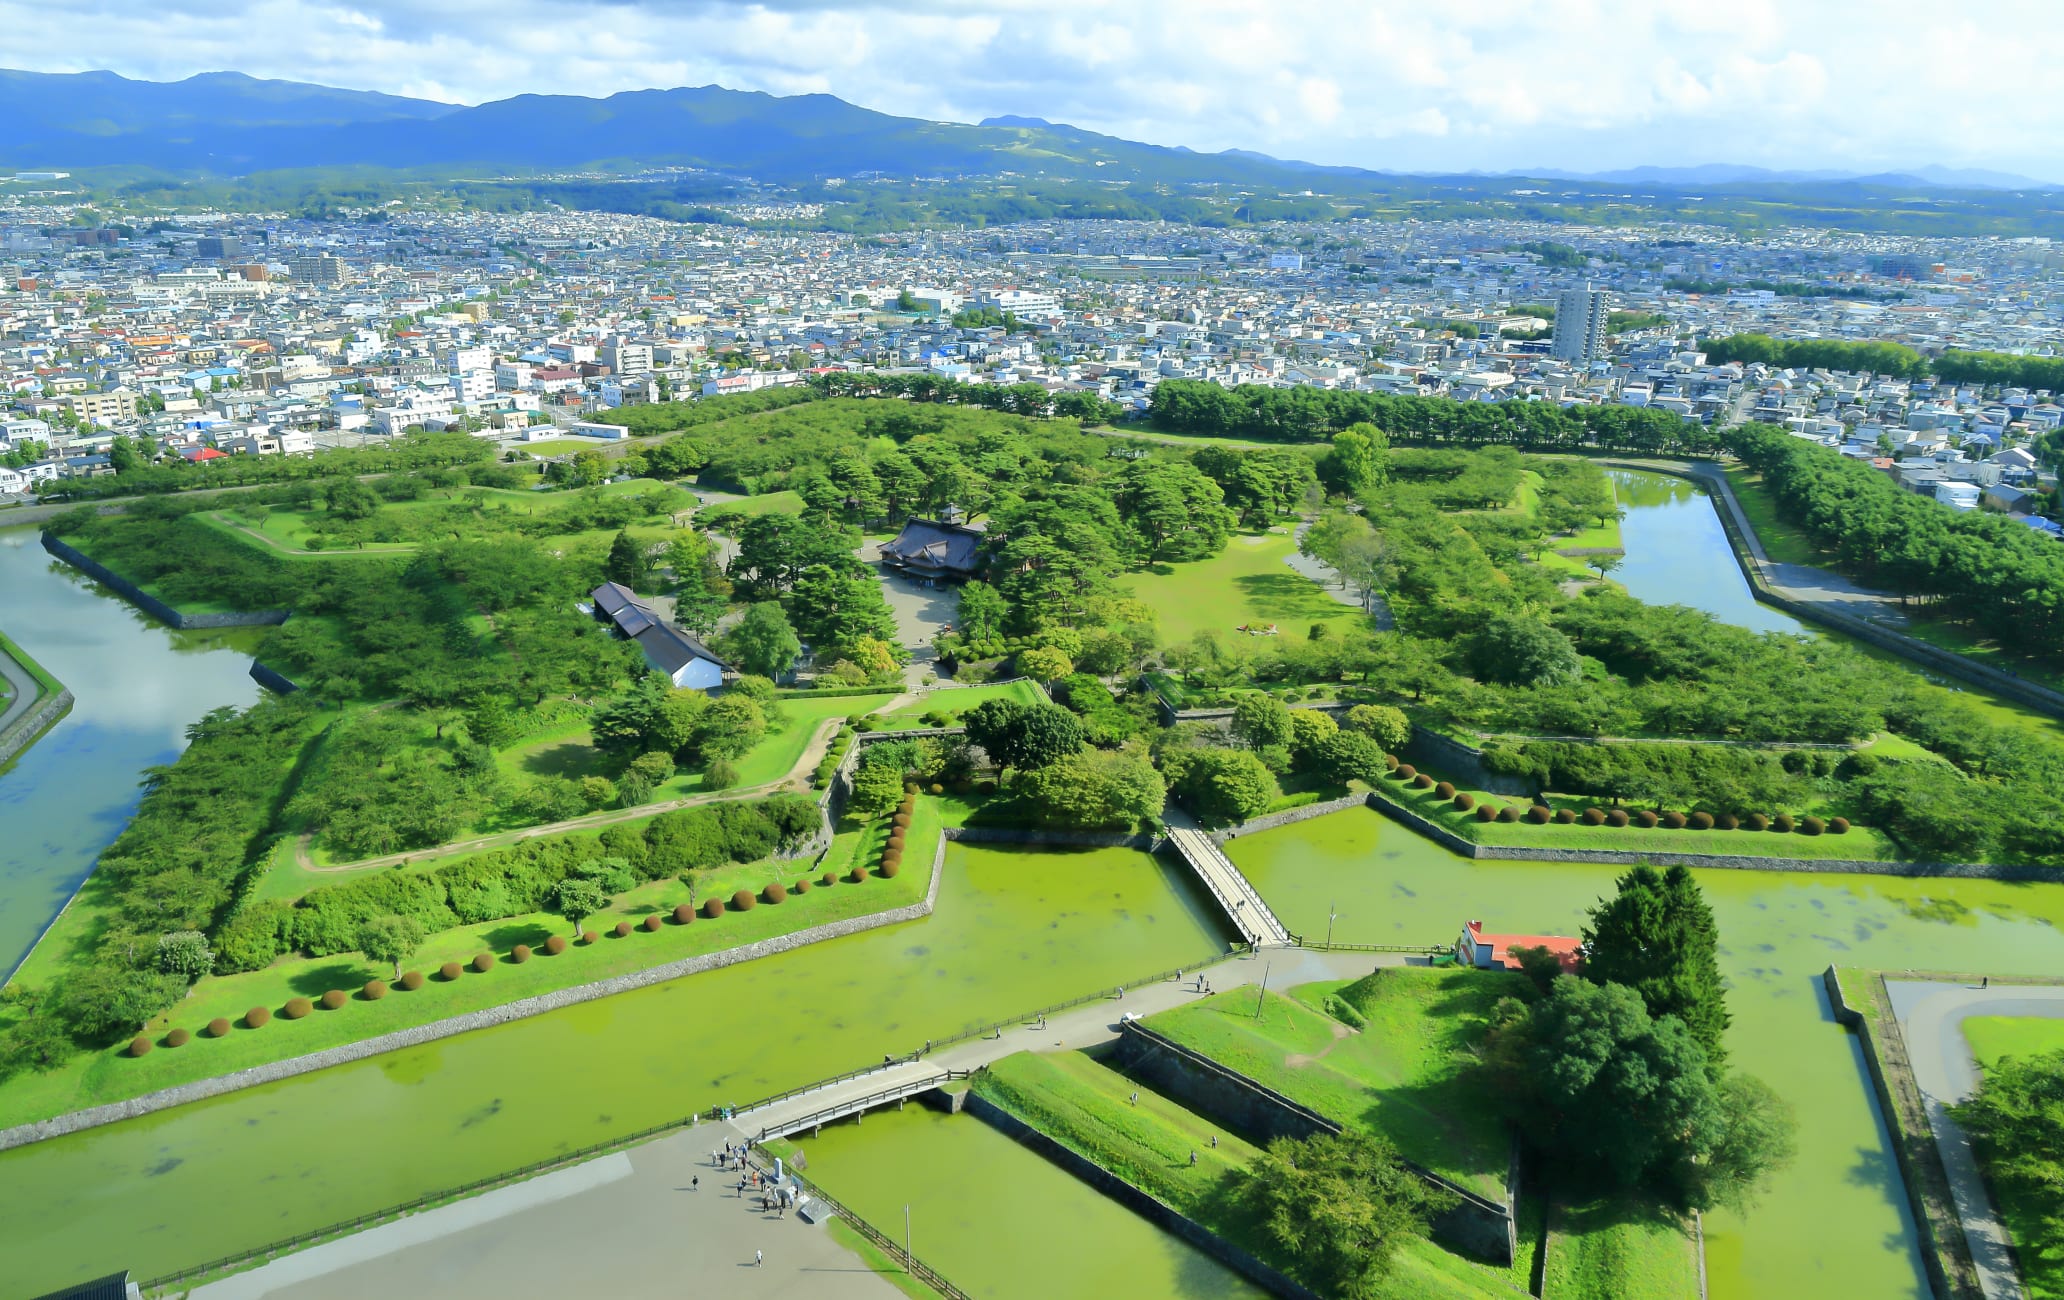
[797, 1104, 1269, 1300]
[0, 529, 267, 977]
[0, 844, 1231, 1295]
[1224, 806, 2064, 1300]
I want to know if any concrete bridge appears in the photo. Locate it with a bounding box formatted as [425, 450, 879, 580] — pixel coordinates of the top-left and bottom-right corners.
[740, 1060, 963, 1142]
[1162, 827, 1294, 948]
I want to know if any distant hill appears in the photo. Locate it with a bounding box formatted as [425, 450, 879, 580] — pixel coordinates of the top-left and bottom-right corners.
[1, 68, 2055, 194]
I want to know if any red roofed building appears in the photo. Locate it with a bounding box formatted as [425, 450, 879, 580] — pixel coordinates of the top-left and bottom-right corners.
[181, 446, 227, 463]
[1457, 920, 1583, 974]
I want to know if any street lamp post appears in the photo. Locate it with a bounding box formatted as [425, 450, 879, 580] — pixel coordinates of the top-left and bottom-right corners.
[1327, 899, 1337, 949]
[904, 1203, 912, 1274]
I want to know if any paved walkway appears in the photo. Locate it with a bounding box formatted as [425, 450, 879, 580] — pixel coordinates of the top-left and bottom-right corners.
[202, 946, 1396, 1297]
[1887, 979, 2064, 1300]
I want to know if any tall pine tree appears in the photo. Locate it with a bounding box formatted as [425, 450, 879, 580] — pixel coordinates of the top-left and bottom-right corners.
[1580, 864, 1730, 1068]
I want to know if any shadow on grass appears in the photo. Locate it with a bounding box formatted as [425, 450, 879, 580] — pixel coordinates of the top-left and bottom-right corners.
[520, 740, 605, 780]
[286, 960, 373, 996]
[1232, 572, 1354, 623]
[483, 921, 553, 950]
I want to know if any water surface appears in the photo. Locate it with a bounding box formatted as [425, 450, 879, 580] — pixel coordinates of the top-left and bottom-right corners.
[1607, 470, 1807, 636]
[0, 528, 266, 976]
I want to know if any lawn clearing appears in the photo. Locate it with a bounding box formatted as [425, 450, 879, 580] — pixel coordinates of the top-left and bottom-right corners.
[1144, 969, 1519, 1201]
[1722, 467, 1828, 568]
[1119, 527, 1357, 647]
[1963, 1015, 2064, 1069]
[870, 679, 1045, 728]
[1541, 1196, 1700, 1300]
[973, 1050, 1516, 1300]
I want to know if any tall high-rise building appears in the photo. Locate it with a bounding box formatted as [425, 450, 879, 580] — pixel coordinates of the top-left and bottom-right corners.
[288, 254, 345, 286]
[1552, 285, 1608, 362]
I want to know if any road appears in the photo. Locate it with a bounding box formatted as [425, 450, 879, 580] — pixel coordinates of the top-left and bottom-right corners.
[1887, 979, 2064, 1300]
[197, 946, 1397, 1298]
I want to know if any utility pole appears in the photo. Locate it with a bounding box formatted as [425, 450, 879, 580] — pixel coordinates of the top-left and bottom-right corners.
[1255, 961, 1271, 1018]
[904, 1204, 912, 1273]
[1327, 900, 1337, 949]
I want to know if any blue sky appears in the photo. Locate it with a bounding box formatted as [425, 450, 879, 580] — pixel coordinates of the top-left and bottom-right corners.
[2, 0, 2059, 179]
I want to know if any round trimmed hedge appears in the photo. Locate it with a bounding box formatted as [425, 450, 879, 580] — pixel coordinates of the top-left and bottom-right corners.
[1412, 773, 1434, 790]
[282, 997, 313, 1020]
[1800, 816, 1825, 836]
[545, 935, 569, 955]
[1746, 813, 1770, 832]
[1527, 805, 1551, 824]
[400, 970, 425, 991]
[1829, 816, 1851, 834]
[1606, 809, 1630, 828]
[892, 812, 912, 830]
[1394, 763, 1417, 781]
[319, 989, 348, 1011]
[1554, 808, 1577, 824]
[1716, 813, 1740, 831]
[701, 897, 725, 919]
[1383, 753, 1399, 771]
[581, 930, 598, 945]
[673, 903, 696, 925]
[363, 979, 388, 1001]
[1582, 807, 1606, 826]
[794, 877, 813, 894]
[1434, 781, 1456, 799]
[1476, 804, 1497, 822]
[1773, 813, 1796, 834]
[129, 1034, 153, 1058]
[1453, 792, 1475, 812]
[208, 1017, 233, 1038]
[1662, 810, 1687, 830]
[929, 783, 944, 795]
[880, 858, 900, 878]
[1634, 810, 1659, 829]
[1497, 805, 1520, 823]
[510, 944, 531, 963]
[764, 882, 788, 904]
[641, 913, 662, 932]
[167, 1027, 191, 1048]
[848, 867, 869, 883]
[614, 920, 633, 938]
[440, 961, 463, 981]
[244, 1006, 271, 1029]
[1690, 811, 1714, 831]
[472, 951, 495, 972]
[731, 888, 757, 912]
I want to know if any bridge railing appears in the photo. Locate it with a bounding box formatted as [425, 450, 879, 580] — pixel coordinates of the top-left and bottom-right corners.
[755, 1070, 965, 1140]
[745, 1151, 973, 1300]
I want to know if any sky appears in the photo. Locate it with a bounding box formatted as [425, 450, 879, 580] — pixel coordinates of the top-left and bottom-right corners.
[3, 0, 2062, 179]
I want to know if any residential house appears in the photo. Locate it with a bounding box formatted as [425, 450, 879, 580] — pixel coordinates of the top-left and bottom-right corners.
[590, 582, 726, 691]
[1456, 919, 1582, 973]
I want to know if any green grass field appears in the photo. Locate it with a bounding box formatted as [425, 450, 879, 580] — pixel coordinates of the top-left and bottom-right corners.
[973, 1050, 1519, 1299]
[1119, 527, 1356, 647]
[1722, 468, 1827, 567]
[1371, 767, 1901, 862]
[1144, 969, 1519, 1201]
[0, 801, 940, 1131]
[1541, 1197, 1700, 1300]
[870, 679, 1045, 728]
[1964, 1016, 2064, 1068]
[699, 490, 807, 522]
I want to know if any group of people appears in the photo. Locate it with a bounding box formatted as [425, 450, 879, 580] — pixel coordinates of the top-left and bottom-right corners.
[711, 1138, 797, 1218]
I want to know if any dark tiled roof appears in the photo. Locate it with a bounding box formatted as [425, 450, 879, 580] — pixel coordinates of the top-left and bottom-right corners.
[878, 518, 985, 575]
[592, 582, 724, 672]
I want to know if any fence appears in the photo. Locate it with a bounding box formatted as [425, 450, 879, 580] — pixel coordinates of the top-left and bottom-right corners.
[744, 1152, 973, 1300]
[1290, 939, 1449, 955]
[136, 954, 1231, 1292]
[755, 1070, 971, 1141]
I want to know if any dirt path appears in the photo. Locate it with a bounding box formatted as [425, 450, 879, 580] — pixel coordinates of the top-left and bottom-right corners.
[298, 716, 845, 876]
[1284, 1018, 1355, 1069]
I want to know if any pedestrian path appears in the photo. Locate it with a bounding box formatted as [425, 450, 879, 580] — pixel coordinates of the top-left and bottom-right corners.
[1163, 826, 1294, 947]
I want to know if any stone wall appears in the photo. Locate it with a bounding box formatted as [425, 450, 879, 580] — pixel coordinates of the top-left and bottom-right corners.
[0, 832, 952, 1153]
[1215, 792, 1369, 842]
[0, 688, 72, 769]
[42, 531, 288, 629]
[945, 825, 1162, 851]
[1402, 724, 1537, 799]
[964, 1092, 1324, 1300]
[248, 661, 300, 695]
[1110, 1022, 1518, 1264]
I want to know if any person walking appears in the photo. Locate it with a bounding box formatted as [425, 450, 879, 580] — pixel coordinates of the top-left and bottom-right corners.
[692, 1176, 700, 1192]
[1190, 1150, 1198, 1167]
[755, 1249, 763, 1269]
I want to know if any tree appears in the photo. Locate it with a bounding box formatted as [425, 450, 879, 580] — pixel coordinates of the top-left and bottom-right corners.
[324, 477, 380, 521]
[356, 914, 426, 979]
[1581, 865, 1731, 1067]
[1317, 423, 1390, 497]
[724, 602, 802, 679]
[999, 702, 1085, 771]
[154, 930, 214, 980]
[1287, 708, 1338, 757]
[1018, 747, 1166, 829]
[1237, 1130, 1451, 1300]
[1586, 552, 1624, 583]
[694, 695, 766, 762]
[789, 563, 900, 659]
[1316, 730, 1388, 786]
[1467, 613, 1581, 688]
[464, 695, 516, 750]
[1166, 746, 1278, 824]
[849, 754, 906, 819]
[553, 877, 608, 937]
[605, 528, 648, 588]
[1017, 645, 1073, 683]
[1230, 693, 1294, 751]
[1955, 1046, 2064, 1273]
[1342, 704, 1411, 752]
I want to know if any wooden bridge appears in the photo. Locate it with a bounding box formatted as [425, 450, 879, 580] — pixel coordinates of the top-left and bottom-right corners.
[1162, 827, 1294, 948]
[740, 1060, 966, 1141]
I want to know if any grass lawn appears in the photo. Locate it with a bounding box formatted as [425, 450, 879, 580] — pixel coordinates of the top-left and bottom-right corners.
[1541, 1197, 1700, 1300]
[1371, 767, 1902, 862]
[973, 1050, 1518, 1300]
[1963, 1016, 2064, 1068]
[699, 490, 806, 522]
[0, 627, 64, 703]
[0, 805, 939, 1130]
[869, 679, 1045, 728]
[1119, 527, 1355, 647]
[1144, 969, 1520, 1202]
[1723, 467, 1828, 567]
[517, 438, 623, 456]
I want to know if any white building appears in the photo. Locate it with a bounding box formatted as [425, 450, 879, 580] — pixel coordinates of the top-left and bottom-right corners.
[1552, 286, 1608, 363]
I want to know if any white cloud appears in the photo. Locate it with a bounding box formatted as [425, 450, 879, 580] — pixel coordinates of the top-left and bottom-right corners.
[3, 0, 2063, 176]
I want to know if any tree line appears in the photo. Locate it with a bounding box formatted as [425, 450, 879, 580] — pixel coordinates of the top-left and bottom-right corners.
[1706, 333, 2064, 392]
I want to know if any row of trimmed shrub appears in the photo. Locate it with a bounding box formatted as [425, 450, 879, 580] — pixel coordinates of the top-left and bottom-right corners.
[1384, 763, 1852, 836]
[877, 791, 917, 879]
[813, 722, 858, 789]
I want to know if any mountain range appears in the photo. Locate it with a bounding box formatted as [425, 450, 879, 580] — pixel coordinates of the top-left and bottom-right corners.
[2, 68, 2056, 192]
